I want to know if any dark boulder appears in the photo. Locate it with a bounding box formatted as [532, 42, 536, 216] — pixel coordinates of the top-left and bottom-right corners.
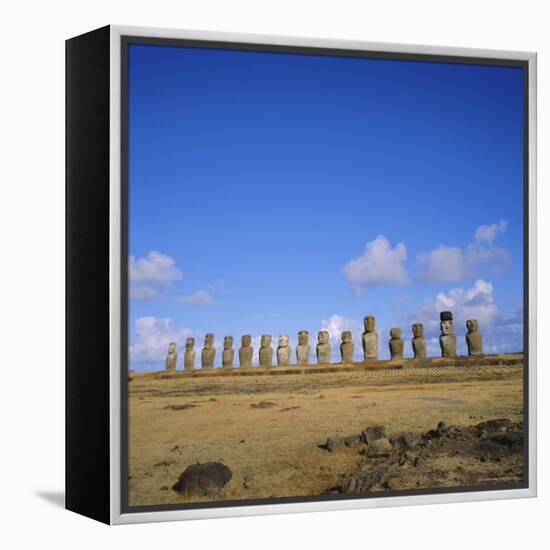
[172, 462, 232, 496]
[361, 425, 386, 444]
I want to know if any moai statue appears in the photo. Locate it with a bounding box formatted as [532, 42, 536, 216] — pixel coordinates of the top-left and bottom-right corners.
[340, 331, 354, 363]
[201, 333, 216, 369]
[239, 334, 253, 368]
[466, 319, 483, 355]
[389, 327, 404, 360]
[411, 323, 426, 358]
[165, 341, 177, 372]
[277, 334, 291, 366]
[259, 334, 273, 367]
[316, 330, 331, 364]
[362, 315, 378, 360]
[439, 311, 457, 357]
[184, 337, 196, 370]
[222, 335, 234, 368]
[296, 330, 311, 365]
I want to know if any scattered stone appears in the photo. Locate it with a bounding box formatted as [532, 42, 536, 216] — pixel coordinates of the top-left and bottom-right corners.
[342, 469, 386, 493]
[366, 437, 392, 456]
[361, 425, 386, 443]
[481, 432, 523, 453]
[280, 406, 301, 412]
[153, 459, 174, 467]
[344, 435, 362, 448]
[397, 432, 418, 450]
[326, 436, 344, 452]
[172, 462, 232, 496]
[476, 419, 512, 433]
[164, 404, 196, 411]
[250, 401, 277, 409]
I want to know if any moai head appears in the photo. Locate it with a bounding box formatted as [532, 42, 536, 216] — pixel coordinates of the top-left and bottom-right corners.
[364, 316, 376, 333]
[241, 334, 252, 347]
[168, 341, 176, 354]
[278, 334, 289, 347]
[204, 333, 215, 348]
[342, 330, 352, 343]
[185, 337, 195, 351]
[412, 323, 424, 338]
[466, 319, 479, 333]
[440, 311, 454, 335]
[298, 330, 309, 345]
[223, 335, 233, 349]
[261, 334, 272, 347]
[318, 330, 329, 344]
[390, 327, 401, 339]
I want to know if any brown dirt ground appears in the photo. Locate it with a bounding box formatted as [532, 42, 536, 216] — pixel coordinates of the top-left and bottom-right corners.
[128, 362, 524, 506]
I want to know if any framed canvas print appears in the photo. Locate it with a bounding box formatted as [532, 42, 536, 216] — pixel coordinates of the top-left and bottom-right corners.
[66, 25, 537, 525]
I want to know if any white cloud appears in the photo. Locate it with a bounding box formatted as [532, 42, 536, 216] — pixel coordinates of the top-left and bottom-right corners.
[176, 290, 214, 306]
[343, 235, 408, 292]
[418, 221, 510, 283]
[474, 219, 508, 243]
[403, 279, 522, 355]
[418, 245, 466, 283]
[129, 316, 193, 367]
[129, 251, 183, 300]
[206, 279, 225, 292]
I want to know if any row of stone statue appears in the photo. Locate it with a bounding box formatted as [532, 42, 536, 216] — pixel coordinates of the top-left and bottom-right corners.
[165, 311, 483, 371]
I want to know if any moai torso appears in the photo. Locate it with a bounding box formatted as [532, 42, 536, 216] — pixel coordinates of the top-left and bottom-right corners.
[340, 331, 354, 363]
[222, 336, 234, 368]
[201, 333, 216, 369]
[184, 338, 196, 370]
[389, 327, 404, 359]
[239, 334, 253, 368]
[259, 335, 273, 367]
[296, 330, 311, 365]
[466, 319, 483, 355]
[316, 330, 331, 364]
[362, 315, 378, 359]
[411, 323, 426, 358]
[277, 334, 291, 366]
[439, 312, 456, 357]
[165, 341, 177, 372]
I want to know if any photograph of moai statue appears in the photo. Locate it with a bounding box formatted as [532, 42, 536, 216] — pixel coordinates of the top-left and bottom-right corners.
[125, 40, 527, 510]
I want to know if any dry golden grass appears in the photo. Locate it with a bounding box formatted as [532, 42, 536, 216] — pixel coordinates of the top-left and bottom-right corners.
[128, 361, 523, 506]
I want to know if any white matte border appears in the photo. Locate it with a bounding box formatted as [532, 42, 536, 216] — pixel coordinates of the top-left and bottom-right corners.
[109, 25, 537, 525]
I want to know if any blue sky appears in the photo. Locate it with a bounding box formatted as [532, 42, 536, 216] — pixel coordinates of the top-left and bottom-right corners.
[127, 43, 524, 370]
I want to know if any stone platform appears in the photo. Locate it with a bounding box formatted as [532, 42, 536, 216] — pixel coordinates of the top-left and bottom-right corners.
[151, 352, 523, 380]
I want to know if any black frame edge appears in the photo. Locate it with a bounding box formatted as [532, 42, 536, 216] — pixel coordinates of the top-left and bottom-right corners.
[66, 24, 111, 525]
